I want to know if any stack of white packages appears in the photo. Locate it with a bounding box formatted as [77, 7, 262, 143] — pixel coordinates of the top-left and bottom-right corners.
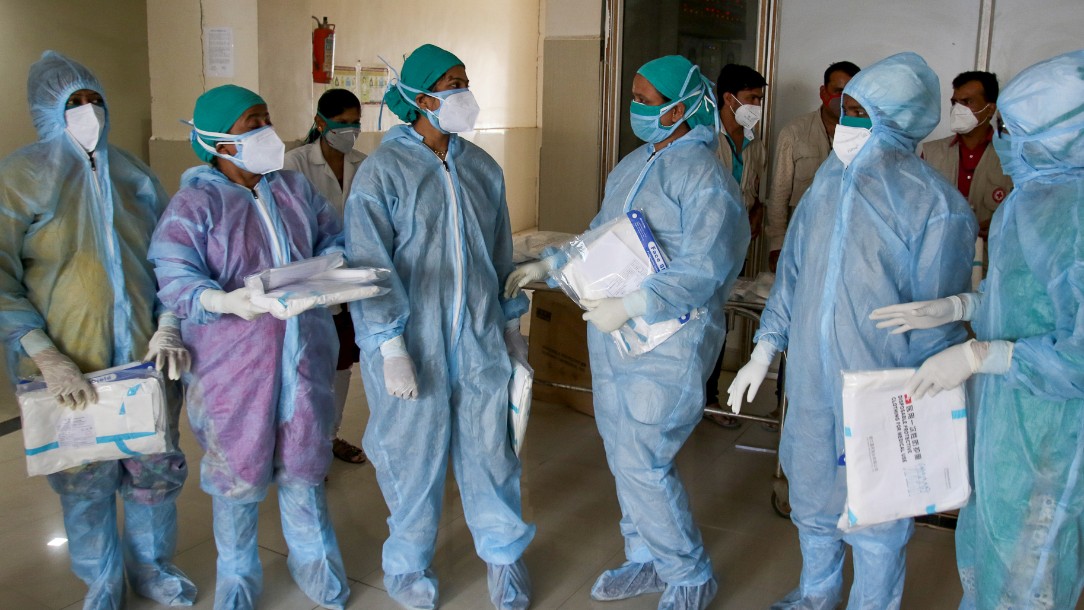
[552, 210, 699, 357]
[19, 362, 168, 476]
[838, 368, 971, 531]
[245, 252, 390, 319]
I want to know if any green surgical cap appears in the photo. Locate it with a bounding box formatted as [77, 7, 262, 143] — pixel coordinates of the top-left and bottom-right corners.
[637, 55, 716, 130]
[191, 84, 266, 162]
[384, 44, 464, 123]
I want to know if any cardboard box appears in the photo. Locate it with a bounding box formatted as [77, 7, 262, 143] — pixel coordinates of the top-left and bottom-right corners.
[527, 289, 594, 416]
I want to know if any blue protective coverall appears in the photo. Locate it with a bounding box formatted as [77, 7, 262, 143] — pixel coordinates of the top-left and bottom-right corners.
[346, 125, 534, 587]
[149, 166, 349, 609]
[754, 52, 977, 609]
[955, 49, 1084, 610]
[0, 51, 192, 609]
[578, 124, 748, 592]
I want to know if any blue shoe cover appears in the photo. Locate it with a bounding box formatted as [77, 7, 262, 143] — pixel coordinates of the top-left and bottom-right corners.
[657, 577, 718, 610]
[385, 569, 438, 610]
[590, 561, 666, 601]
[487, 559, 531, 610]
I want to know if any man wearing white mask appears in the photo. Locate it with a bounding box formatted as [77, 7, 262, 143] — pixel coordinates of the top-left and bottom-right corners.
[922, 72, 1012, 242]
[344, 44, 533, 610]
[923, 72, 1013, 289]
[704, 63, 768, 428]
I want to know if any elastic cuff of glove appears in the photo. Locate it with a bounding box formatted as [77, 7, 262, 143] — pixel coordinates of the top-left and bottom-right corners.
[622, 291, 648, 318]
[19, 328, 54, 357]
[751, 341, 777, 365]
[976, 340, 1013, 375]
[956, 292, 980, 322]
[540, 255, 557, 272]
[158, 312, 181, 330]
[504, 318, 521, 333]
[379, 335, 409, 359]
[198, 288, 225, 313]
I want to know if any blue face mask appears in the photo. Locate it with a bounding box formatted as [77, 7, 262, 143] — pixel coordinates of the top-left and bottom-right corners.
[630, 99, 687, 144]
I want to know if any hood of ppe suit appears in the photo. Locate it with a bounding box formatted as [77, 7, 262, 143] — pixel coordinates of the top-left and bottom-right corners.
[27, 50, 109, 145]
[996, 49, 1084, 178]
[843, 52, 940, 148]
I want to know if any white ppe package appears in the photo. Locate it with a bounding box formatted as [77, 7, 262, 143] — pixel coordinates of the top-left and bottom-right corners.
[838, 368, 970, 531]
[507, 359, 533, 457]
[551, 210, 699, 357]
[18, 362, 169, 477]
[244, 252, 391, 320]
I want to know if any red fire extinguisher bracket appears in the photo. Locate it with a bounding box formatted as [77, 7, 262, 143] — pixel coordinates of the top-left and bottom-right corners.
[312, 16, 336, 84]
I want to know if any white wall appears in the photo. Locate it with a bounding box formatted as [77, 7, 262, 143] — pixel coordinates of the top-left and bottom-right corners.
[988, 0, 1084, 81]
[0, 0, 151, 160]
[770, 0, 980, 147]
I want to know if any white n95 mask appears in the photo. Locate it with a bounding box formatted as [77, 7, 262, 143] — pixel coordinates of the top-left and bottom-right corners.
[65, 104, 105, 152]
[193, 125, 286, 175]
[733, 101, 762, 131]
[427, 89, 480, 134]
[834, 115, 873, 167]
[949, 103, 990, 134]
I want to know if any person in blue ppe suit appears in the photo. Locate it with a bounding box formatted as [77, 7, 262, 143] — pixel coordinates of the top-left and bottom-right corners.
[148, 85, 350, 610]
[345, 44, 533, 610]
[728, 52, 977, 610]
[0, 51, 194, 609]
[870, 49, 1084, 609]
[509, 55, 749, 610]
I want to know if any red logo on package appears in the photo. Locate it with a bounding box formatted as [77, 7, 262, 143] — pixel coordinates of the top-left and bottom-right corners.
[905, 394, 913, 405]
[992, 187, 1006, 203]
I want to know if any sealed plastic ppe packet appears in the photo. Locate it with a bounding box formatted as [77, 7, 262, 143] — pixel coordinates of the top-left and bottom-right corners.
[18, 362, 169, 477]
[551, 210, 699, 356]
[244, 252, 391, 320]
[838, 368, 970, 532]
[508, 359, 533, 457]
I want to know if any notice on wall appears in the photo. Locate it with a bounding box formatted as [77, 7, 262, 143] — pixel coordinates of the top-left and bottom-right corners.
[204, 27, 235, 78]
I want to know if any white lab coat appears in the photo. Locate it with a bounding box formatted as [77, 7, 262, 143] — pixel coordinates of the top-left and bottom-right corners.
[283, 141, 367, 217]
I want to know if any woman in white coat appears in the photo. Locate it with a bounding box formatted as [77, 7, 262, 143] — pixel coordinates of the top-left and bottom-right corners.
[283, 88, 368, 464]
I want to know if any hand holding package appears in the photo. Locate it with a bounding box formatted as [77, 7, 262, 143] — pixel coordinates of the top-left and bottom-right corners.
[18, 362, 169, 476]
[244, 252, 391, 319]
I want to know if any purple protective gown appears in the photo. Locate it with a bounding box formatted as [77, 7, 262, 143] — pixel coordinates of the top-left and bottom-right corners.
[149, 166, 343, 501]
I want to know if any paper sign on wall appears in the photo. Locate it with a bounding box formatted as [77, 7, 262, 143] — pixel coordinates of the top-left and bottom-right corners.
[204, 27, 235, 78]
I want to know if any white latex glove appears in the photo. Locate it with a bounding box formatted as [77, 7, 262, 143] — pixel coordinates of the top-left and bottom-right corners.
[869, 294, 976, 333]
[726, 342, 777, 414]
[144, 323, 190, 380]
[29, 347, 97, 409]
[907, 339, 1013, 399]
[380, 336, 418, 400]
[504, 259, 553, 299]
[504, 321, 530, 367]
[200, 287, 271, 321]
[581, 292, 647, 333]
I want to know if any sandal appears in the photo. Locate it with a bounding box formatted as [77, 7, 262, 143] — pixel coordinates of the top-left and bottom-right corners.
[703, 405, 742, 429]
[332, 438, 367, 464]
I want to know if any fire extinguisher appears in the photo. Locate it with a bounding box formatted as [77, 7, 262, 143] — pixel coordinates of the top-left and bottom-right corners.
[312, 16, 335, 84]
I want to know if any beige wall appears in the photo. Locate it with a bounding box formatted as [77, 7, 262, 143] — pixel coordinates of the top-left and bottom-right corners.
[0, 0, 151, 161]
[537, 0, 604, 234]
[309, 0, 542, 232]
[145, 0, 542, 234]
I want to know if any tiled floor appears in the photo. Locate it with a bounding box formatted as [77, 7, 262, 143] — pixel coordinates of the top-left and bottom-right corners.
[0, 367, 964, 609]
